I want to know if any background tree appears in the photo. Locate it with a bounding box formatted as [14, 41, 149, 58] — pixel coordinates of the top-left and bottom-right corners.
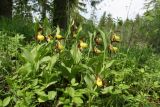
[53, 0, 87, 29]
[53, 0, 103, 29]
[37, 0, 53, 21]
[98, 13, 115, 32]
[136, 0, 160, 52]
[0, 0, 12, 18]
[41, 0, 47, 20]
[53, 0, 68, 29]
[13, 0, 32, 19]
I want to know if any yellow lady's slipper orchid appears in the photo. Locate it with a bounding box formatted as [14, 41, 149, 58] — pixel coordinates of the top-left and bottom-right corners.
[108, 44, 118, 53]
[111, 33, 121, 42]
[55, 34, 64, 40]
[108, 44, 113, 51]
[112, 47, 118, 53]
[56, 41, 64, 51]
[72, 31, 77, 38]
[95, 37, 102, 45]
[37, 32, 45, 41]
[79, 40, 88, 48]
[93, 47, 102, 54]
[96, 77, 103, 87]
[46, 35, 53, 42]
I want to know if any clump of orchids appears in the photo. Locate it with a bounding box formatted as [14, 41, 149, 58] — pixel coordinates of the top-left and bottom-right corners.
[36, 25, 53, 42]
[108, 32, 121, 56]
[35, 25, 65, 53]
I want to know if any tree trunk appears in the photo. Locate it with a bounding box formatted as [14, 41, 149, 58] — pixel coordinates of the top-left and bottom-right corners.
[53, 0, 68, 30]
[41, 0, 47, 21]
[0, 0, 12, 18]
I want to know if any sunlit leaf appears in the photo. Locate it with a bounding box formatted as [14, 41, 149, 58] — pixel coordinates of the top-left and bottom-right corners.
[61, 62, 71, 73]
[118, 84, 130, 90]
[70, 44, 82, 64]
[72, 97, 83, 104]
[3, 97, 11, 107]
[101, 86, 114, 94]
[104, 60, 115, 69]
[48, 91, 57, 100]
[47, 54, 59, 71]
[39, 56, 51, 64]
[84, 75, 94, 89]
[36, 91, 47, 97]
[65, 87, 75, 97]
[56, 26, 60, 35]
[71, 78, 79, 86]
[113, 89, 122, 94]
[22, 48, 34, 63]
[0, 100, 2, 107]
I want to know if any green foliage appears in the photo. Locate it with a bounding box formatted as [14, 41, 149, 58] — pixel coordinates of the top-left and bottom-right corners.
[0, 21, 159, 107]
[1, 1, 160, 104]
[1, 0, 160, 106]
[0, 18, 34, 41]
[140, 1, 160, 52]
[0, 97, 11, 107]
